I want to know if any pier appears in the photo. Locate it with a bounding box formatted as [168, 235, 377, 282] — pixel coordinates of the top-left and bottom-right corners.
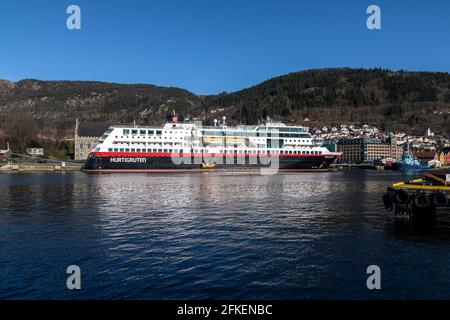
[1, 150, 83, 172]
[0, 163, 82, 172]
[332, 163, 385, 170]
[383, 172, 450, 216]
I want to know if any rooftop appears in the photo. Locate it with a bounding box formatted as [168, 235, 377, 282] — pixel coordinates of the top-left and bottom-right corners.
[77, 121, 111, 137]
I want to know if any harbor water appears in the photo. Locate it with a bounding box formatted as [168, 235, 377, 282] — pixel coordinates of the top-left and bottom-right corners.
[1, 171, 450, 299]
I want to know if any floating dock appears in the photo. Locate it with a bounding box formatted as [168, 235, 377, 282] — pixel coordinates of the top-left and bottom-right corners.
[383, 171, 450, 216]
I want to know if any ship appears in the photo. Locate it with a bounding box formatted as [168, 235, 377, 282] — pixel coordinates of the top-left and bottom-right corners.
[82, 118, 341, 173]
[384, 141, 428, 171]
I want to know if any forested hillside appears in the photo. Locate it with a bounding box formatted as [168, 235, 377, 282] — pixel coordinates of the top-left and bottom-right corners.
[1, 68, 449, 139]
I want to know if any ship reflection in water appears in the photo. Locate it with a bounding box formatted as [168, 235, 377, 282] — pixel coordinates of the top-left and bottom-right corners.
[1, 171, 450, 299]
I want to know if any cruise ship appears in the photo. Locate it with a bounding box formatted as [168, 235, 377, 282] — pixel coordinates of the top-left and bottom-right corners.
[82, 119, 340, 172]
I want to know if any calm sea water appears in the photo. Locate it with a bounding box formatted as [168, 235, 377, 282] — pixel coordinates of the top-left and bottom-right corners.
[1, 170, 450, 300]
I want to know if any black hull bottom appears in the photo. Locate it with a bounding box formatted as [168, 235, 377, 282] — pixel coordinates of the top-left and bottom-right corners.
[83, 155, 337, 173]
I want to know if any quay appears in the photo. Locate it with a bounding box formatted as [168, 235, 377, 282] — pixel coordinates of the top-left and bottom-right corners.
[331, 163, 385, 170]
[0, 163, 83, 172]
[383, 172, 450, 216]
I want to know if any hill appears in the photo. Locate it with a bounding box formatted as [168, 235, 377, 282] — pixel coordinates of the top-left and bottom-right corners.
[1, 68, 449, 138]
[204, 68, 450, 136]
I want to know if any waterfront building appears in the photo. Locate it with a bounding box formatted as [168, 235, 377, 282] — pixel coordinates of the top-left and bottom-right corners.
[411, 149, 436, 164]
[336, 137, 403, 164]
[74, 119, 111, 160]
[435, 148, 450, 165]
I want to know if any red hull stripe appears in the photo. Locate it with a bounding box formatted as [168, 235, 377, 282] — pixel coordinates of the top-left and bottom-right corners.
[91, 152, 338, 158]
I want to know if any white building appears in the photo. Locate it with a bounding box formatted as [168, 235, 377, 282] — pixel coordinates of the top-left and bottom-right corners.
[26, 148, 44, 156]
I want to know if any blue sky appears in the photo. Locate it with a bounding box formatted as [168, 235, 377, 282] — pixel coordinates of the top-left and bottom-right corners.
[1, 0, 450, 94]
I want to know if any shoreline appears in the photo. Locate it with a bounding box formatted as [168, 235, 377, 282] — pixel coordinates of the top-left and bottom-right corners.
[0, 163, 83, 172]
[1, 162, 448, 173]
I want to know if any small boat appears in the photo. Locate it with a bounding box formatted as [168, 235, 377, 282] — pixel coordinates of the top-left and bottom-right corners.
[0, 142, 10, 156]
[201, 162, 216, 169]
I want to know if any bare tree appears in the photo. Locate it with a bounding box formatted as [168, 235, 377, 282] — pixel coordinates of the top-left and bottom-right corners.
[4, 113, 38, 152]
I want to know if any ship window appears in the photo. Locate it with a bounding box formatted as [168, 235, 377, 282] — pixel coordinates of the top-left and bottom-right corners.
[148, 130, 154, 135]
[120, 148, 124, 152]
[114, 148, 118, 152]
[136, 149, 141, 152]
[108, 148, 113, 152]
[306, 151, 309, 154]
[132, 130, 138, 135]
[125, 148, 130, 152]
[140, 130, 146, 135]
[123, 129, 130, 135]
[163, 149, 168, 152]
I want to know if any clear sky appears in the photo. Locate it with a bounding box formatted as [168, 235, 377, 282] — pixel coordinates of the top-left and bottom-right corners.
[1, 0, 450, 94]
